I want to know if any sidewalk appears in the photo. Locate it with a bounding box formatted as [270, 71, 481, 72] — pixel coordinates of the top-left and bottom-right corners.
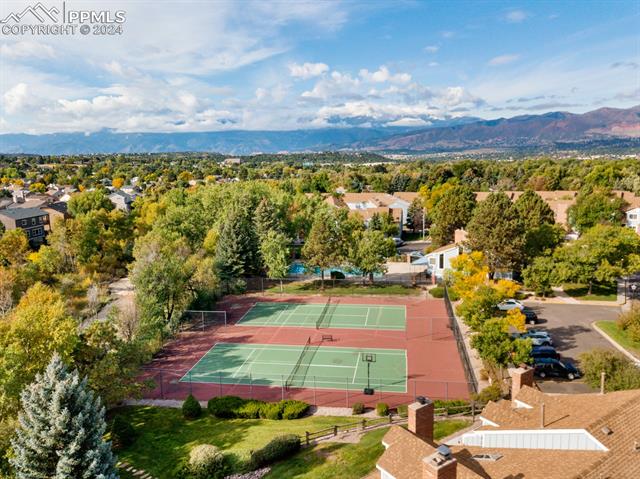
[524, 286, 622, 307]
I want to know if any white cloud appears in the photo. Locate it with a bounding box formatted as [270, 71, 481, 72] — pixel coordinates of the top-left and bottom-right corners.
[488, 54, 521, 66]
[289, 62, 329, 79]
[424, 45, 439, 53]
[3, 83, 30, 114]
[0, 41, 55, 59]
[505, 10, 529, 23]
[428, 62, 439, 67]
[359, 66, 411, 84]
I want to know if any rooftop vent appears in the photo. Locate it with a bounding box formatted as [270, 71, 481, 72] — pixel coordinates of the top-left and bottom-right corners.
[472, 453, 503, 462]
[601, 427, 613, 436]
[416, 395, 427, 405]
[436, 445, 452, 460]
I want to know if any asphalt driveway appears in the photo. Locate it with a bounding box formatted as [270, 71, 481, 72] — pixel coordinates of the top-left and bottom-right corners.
[522, 301, 621, 393]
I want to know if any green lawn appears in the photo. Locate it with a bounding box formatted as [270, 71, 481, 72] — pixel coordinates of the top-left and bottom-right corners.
[112, 406, 362, 478]
[267, 280, 421, 296]
[267, 419, 470, 479]
[112, 406, 469, 479]
[595, 321, 640, 357]
[563, 283, 617, 301]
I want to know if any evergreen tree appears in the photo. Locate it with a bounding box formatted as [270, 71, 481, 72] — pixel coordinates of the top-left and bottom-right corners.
[466, 192, 525, 275]
[512, 190, 556, 229]
[10, 354, 117, 479]
[302, 210, 346, 288]
[254, 198, 281, 238]
[215, 206, 259, 283]
[429, 185, 476, 246]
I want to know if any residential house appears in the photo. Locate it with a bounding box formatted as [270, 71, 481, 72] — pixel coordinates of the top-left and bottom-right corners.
[372, 367, 640, 479]
[0, 207, 50, 245]
[323, 193, 408, 229]
[108, 189, 136, 212]
[41, 201, 69, 227]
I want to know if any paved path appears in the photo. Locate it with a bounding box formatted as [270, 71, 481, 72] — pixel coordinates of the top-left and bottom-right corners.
[83, 277, 134, 329]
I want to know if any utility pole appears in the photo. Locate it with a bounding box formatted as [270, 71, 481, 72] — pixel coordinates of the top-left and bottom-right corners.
[422, 208, 426, 240]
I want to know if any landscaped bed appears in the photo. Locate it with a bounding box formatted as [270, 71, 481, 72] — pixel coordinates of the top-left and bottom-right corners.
[111, 406, 469, 479]
[563, 283, 617, 301]
[595, 321, 640, 357]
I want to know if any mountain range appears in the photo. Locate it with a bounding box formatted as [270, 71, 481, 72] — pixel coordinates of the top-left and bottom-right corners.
[1, 106, 638, 155]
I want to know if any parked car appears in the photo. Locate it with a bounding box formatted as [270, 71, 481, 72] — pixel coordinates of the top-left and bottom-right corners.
[526, 328, 550, 338]
[497, 299, 524, 311]
[392, 237, 405, 247]
[533, 358, 581, 380]
[522, 308, 539, 325]
[511, 331, 553, 347]
[531, 346, 560, 360]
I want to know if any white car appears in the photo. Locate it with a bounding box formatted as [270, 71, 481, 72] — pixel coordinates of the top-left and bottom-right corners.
[497, 299, 524, 311]
[512, 331, 553, 347]
[392, 237, 405, 247]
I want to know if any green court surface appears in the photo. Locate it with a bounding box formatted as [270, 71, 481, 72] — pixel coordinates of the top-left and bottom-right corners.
[236, 302, 406, 330]
[180, 342, 407, 392]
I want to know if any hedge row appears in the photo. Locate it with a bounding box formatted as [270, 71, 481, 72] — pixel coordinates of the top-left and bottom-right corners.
[250, 434, 301, 469]
[207, 396, 309, 420]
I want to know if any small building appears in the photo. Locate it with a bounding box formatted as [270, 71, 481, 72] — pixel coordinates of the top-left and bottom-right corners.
[0, 207, 50, 244]
[625, 206, 640, 233]
[412, 243, 462, 281]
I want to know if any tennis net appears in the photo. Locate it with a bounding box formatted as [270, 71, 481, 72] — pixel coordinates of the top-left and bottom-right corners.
[285, 337, 314, 388]
[315, 298, 332, 329]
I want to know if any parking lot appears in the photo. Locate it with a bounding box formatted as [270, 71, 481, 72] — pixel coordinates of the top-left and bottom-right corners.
[522, 301, 621, 394]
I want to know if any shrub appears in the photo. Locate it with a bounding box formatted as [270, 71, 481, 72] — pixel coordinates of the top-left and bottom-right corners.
[330, 270, 346, 280]
[188, 444, 229, 479]
[236, 400, 264, 419]
[250, 434, 301, 469]
[207, 397, 310, 420]
[207, 396, 246, 418]
[579, 349, 640, 392]
[433, 399, 469, 415]
[429, 286, 445, 298]
[618, 308, 640, 342]
[280, 400, 310, 419]
[110, 414, 136, 450]
[352, 402, 365, 415]
[183, 394, 202, 419]
[472, 383, 503, 403]
[396, 404, 408, 417]
[259, 402, 283, 420]
[376, 403, 389, 417]
[448, 289, 461, 301]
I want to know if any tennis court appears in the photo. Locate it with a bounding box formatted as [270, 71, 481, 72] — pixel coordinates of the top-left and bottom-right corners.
[236, 301, 406, 330]
[180, 342, 407, 392]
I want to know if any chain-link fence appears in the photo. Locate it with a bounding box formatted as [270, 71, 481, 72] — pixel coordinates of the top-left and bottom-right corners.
[139, 367, 471, 407]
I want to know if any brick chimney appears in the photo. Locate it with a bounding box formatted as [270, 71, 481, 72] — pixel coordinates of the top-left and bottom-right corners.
[423, 445, 457, 479]
[408, 397, 434, 443]
[453, 229, 467, 244]
[509, 366, 534, 399]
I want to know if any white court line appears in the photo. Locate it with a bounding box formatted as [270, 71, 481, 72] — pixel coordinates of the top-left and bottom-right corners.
[235, 303, 259, 324]
[364, 307, 370, 327]
[352, 353, 361, 383]
[179, 341, 220, 381]
[212, 343, 406, 355]
[232, 348, 256, 377]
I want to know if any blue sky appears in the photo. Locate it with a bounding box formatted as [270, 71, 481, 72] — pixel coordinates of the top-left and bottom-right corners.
[1, 0, 639, 133]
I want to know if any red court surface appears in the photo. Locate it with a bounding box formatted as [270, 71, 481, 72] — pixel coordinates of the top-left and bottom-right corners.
[141, 294, 471, 408]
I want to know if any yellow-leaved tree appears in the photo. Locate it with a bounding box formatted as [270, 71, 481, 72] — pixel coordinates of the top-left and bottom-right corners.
[0, 282, 78, 416]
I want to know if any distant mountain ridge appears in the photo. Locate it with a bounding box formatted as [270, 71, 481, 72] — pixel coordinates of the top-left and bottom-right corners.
[1, 106, 639, 155]
[365, 106, 640, 152]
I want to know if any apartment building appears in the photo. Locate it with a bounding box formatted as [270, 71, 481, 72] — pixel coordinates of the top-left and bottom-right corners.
[372, 367, 640, 478]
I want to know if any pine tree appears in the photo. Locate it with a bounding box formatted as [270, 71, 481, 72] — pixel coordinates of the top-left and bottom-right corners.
[10, 354, 117, 479]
